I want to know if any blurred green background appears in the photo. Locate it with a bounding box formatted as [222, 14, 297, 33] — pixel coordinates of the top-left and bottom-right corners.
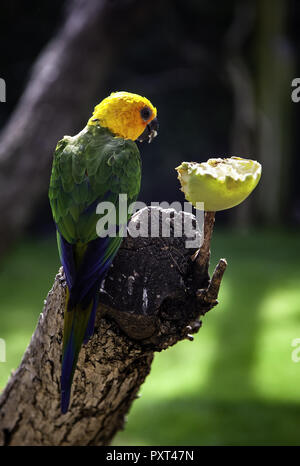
[1, 0, 300, 446]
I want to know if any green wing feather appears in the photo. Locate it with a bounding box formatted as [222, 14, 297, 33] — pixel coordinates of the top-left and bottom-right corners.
[49, 124, 141, 413]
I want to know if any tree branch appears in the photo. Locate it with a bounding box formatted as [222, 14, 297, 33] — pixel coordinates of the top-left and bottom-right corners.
[0, 207, 227, 446]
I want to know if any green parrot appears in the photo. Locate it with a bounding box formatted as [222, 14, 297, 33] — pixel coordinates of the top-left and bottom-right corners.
[48, 91, 158, 413]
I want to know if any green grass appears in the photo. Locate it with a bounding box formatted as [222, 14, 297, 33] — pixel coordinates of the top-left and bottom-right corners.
[1, 229, 300, 445]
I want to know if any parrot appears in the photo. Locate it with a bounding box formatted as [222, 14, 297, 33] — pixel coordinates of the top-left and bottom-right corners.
[48, 91, 158, 413]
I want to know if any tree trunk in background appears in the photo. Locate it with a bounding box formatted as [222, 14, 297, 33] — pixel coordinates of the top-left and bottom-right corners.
[255, 0, 294, 224]
[225, 0, 294, 227]
[225, 1, 256, 230]
[0, 0, 158, 258]
[0, 208, 226, 446]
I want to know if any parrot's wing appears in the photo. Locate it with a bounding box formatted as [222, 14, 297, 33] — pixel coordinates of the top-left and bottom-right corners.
[49, 126, 141, 413]
[49, 126, 141, 302]
[49, 126, 141, 244]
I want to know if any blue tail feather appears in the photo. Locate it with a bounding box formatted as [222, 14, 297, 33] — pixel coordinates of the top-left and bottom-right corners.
[60, 302, 92, 414]
[57, 232, 123, 413]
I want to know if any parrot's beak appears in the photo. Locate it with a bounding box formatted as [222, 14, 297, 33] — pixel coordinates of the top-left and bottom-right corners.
[137, 117, 159, 143]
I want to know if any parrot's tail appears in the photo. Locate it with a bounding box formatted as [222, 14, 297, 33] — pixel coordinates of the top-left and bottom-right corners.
[60, 288, 97, 414]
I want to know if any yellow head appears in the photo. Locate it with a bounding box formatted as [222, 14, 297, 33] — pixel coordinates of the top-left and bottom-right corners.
[88, 91, 158, 142]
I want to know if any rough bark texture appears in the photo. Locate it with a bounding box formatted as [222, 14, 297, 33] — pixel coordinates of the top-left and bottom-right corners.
[0, 0, 158, 257]
[0, 208, 227, 446]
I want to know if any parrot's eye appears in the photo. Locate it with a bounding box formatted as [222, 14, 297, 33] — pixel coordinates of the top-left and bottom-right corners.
[140, 106, 152, 121]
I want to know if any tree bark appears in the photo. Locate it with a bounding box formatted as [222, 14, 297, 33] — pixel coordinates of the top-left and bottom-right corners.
[0, 207, 226, 446]
[255, 0, 294, 223]
[0, 0, 158, 257]
[224, 1, 256, 229]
